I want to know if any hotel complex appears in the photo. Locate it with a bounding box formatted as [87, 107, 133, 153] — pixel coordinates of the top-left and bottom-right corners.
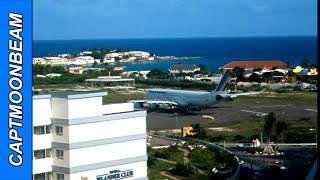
[33, 92, 148, 180]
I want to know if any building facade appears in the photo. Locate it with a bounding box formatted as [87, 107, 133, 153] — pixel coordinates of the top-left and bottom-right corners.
[33, 92, 148, 180]
[168, 64, 201, 74]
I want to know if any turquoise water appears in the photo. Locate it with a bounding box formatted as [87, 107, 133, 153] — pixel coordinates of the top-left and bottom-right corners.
[34, 36, 317, 72]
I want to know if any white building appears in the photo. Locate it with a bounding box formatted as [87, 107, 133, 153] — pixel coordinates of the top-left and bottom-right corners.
[129, 51, 150, 58]
[105, 53, 121, 58]
[169, 64, 201, 74]
[33, 92, 148, 180]
[67, 56, 95, 65]
[103, 57, 115, 63]
[80, 51, 93, 56]
[33, 58, 46, 65]
[45, 57, 68, 65]
[58, 54, 71, 58]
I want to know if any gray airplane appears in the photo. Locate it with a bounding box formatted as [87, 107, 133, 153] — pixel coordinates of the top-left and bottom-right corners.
[130, 70, 263, 111]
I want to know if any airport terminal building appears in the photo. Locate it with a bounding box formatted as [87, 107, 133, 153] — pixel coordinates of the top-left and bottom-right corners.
[33, 91, 148, 180]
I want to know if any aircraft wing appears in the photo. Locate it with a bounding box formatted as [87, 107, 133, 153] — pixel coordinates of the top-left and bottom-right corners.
[128, 100, 179, 106]
[218, 89, 265, 99]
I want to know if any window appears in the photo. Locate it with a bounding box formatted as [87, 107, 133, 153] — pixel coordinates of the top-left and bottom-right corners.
[56, 149, 64, 159]
[56, 173, 64, 180]
[45, 149, 52, 158]
[45, 125, 51, 133]
[34, 126, 45, 135]
[45, 172, 52, 180]
[34, 173, 45, 180]
[55, 126, 63, 135]
[34, 150, 45, 159]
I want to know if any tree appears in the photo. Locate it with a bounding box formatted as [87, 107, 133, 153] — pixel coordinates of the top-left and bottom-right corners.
[170, 163, 193, 177]
[285, 60, 293, 68]
[286, 70, 295, 82]
[301, 58, 311, 68]
[275, 121, 288, 143]
[264, 112, 277, 143]
[92, 61, 98, 68]
[261, 72, 273, 82]
[198, 64, 209, 74]
[104, 63, 110, 73]
[249, 73, 261, 83]
[232, 66, 245, 82]
[147, 68, 169, 79]
[190, 124, 207, 139]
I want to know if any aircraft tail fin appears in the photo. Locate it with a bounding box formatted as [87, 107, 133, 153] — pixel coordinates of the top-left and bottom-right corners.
[213, 70, 232, 92]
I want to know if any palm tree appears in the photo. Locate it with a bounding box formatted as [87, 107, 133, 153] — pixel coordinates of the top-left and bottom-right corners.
[286, 70, 295, 82]
[263, 112, 277, 144]
[301, 58, 311, 68]
[275, 120, 288, 144]
[285, 60, 293, 68]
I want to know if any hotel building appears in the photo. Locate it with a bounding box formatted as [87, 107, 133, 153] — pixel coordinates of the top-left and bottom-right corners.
[33, 91, 148, 180]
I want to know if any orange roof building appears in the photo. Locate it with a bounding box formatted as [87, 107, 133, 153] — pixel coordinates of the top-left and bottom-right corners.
[220, 60, 287, 71]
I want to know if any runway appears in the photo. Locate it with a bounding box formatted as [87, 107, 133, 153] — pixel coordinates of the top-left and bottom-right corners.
[146, 101, 317, 130]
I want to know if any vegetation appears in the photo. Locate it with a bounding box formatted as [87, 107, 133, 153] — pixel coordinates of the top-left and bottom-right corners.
[33, 64, 122, 85]
[195, 64, 210, 74]
[169, 163, 193, 177]
[135, 78, 217, 91]
[205, 113, 316, 144]
[151, 145, 184, 164]
[232, 66, 245, 81]
[147, 158, 173, 180]
[189, 147, 216, 170]
[275, 120, 288, 143]
[33, 64, 65, 75]
[147, 68, 170, 79]
[263, 112, 277, 143]
[186, 123, 208, 140]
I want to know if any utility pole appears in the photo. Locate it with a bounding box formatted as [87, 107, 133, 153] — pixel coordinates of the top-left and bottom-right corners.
[257, 113, 267, 147]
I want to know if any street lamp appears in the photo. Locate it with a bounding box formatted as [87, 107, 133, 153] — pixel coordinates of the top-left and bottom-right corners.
[309, 128, 317, 150]
[257, 113, 267, 146]
[175, 112, 179, 129]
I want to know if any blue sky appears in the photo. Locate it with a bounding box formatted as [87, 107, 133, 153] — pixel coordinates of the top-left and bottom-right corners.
[33, 0, 317, 40]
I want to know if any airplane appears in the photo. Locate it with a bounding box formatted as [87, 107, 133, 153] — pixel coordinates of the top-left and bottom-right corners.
[129, 70, 264, 112]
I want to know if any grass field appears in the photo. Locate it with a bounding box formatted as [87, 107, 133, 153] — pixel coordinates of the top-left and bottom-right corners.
[34, 83, 317, 105]
[206, 115, 317, 144]
[147, 158, 173, 180]
[234, 91, 317, 105]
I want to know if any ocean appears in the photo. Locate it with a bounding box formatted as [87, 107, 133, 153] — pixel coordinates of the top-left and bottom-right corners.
[33, 36, 317, 72]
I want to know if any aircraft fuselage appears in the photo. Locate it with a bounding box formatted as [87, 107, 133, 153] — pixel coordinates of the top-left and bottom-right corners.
[145, 88, 229, 108]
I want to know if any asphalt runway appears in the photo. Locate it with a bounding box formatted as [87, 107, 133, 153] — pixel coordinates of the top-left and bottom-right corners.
[146, 101, 317, 130]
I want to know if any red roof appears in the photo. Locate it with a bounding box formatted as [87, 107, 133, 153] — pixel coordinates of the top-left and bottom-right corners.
[220, 60, 287, 70]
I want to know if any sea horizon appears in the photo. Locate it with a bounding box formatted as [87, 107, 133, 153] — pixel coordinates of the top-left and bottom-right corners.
[33, 35, 317, 41]
[33, 36, 317, 72]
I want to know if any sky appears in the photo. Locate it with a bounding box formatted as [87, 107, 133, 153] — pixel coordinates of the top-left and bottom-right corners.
[33, 0, 317, 40]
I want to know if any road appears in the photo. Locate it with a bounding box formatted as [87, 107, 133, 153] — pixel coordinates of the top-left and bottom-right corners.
[227, 146, 317, 179]
[150, 136, 318, 179]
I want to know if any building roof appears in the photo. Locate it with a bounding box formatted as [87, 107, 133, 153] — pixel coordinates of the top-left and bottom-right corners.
[50, 91, 108, 99]
[65, 64, 83, 68]
[169, 64, 200, 70]
[220, 60, 287, 70]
